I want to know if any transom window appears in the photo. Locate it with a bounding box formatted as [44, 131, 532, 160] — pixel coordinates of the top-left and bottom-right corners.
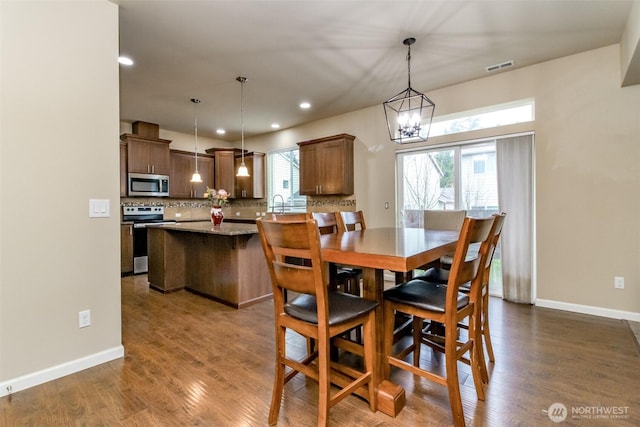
[429, 99, 534, 137]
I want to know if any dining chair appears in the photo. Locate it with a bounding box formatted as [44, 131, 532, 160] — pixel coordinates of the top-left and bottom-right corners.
[423, 209, 467, 269]
[382, 215, 497, 427]
[414, 212, 506, 383]
[256, 217, 378, 426]
[312, 212, 363, 296]
[337, 210, 366, 231]
[313, 211, 364, 343]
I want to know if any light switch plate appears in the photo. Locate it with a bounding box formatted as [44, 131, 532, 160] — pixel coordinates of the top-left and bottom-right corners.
[89, 199, 110, 218]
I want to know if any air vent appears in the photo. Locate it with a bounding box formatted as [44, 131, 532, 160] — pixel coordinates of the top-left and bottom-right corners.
[485, 60, 514, 73]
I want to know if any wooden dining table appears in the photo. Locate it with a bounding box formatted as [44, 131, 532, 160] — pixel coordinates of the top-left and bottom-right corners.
[320, 227, 459, 416]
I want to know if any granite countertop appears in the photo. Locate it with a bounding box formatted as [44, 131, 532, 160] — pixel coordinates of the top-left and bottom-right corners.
[148, 221, 258, 235]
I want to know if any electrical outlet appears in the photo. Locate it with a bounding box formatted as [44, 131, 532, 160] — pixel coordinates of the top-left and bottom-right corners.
[614, 276, 624, 289]
[79, 310, 91, 328]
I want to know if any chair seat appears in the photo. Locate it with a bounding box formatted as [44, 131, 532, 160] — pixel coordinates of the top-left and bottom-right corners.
[383, 279, 469, 312]
[285, 292, 378, 325]
[337, 267, 362, 277]
[415, 268, 471, 292]
[414, 267, 450, 284]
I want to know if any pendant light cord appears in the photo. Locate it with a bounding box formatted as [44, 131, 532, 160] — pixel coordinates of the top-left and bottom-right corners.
[191, 98, 200, 172]
[240, 78, 245, 165]
[407, 43, 411, 89]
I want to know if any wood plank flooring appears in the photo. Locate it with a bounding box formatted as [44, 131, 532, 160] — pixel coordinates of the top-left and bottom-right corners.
[1, 274, 639, 426]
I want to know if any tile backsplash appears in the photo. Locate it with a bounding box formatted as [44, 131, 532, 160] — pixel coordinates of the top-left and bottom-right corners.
[120, 196, 357, 221]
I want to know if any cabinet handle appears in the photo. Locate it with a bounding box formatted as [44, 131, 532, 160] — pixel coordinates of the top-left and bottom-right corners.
[151, 165, 155, 174]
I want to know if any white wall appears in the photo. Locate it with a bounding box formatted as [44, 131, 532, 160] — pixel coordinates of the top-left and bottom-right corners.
[0, 1, 122, 394]
[244, 44, 640, 318]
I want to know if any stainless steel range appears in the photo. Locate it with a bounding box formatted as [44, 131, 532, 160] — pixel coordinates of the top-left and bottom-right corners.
[123, 206, 176, 274]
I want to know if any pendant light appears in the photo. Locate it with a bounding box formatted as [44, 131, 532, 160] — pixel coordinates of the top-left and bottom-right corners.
[236, 76, 250, 177]
[190, 98, 203, 183]
[383, 37, 435, 144]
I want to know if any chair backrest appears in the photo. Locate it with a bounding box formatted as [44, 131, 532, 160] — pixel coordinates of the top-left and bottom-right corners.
[338, 210, 366, 232]
[445, 216, 496, 312]
[264, 212, 311, 222]
[312, 212, 340, 235]
[481, 212, 506, 285]
[424, 209, 467, 231]
[257, 217, 329, 314]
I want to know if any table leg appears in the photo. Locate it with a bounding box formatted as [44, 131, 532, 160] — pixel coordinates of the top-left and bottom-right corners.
[362, 268, 405, 417]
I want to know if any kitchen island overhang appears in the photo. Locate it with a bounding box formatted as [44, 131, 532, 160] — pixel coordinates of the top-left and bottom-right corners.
[147, 221, 272, 308]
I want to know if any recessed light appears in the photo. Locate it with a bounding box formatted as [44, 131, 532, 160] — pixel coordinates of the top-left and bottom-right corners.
[271, 123, 280, 129]
[118, 56, 134, 66]
[300, 102, 311, 109]
[216, 129, 226, 135]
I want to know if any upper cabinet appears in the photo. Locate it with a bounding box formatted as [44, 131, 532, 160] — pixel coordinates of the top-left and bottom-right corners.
[204, 148, 265, 199]
[209, 149, 237, 198]
[235, 152, 265, 199]
[298, 133, 355, 196]
[169, 150, 214, 198]
[122, 133, 172, 175]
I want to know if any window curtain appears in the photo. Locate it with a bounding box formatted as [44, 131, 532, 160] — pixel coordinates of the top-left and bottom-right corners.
[496, 134, 534, 304]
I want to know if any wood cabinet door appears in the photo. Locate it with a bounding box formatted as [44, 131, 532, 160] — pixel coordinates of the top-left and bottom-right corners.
[234, 152, 265, 198]
[299, 143, 319, 195]
[127, 138, 152, 174]
[126, 136, 171, 175]
[214, 150, 236, 198]
[170, 151, 193, 198]
[194, 155, 214, 198]
[298, 134, 354, 195]
[170, 151, 214, 198]
[147, 140, 171, 175]
[120, 224, 133, 274]
[317, 138, 353, 195]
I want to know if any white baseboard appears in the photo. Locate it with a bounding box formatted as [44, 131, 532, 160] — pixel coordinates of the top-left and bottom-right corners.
[535, 299, 640, 322]
[0, 345, 124, 397]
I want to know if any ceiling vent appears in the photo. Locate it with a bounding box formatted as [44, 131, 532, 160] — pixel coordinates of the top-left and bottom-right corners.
[486, 60, 514, 73]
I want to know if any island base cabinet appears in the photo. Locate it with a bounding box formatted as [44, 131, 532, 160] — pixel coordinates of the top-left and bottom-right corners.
[147, 227, 272, 308]
[148, 228, 186, 293]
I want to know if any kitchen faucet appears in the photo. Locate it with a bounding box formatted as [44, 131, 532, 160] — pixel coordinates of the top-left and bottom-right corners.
[272, 194, 285, 214]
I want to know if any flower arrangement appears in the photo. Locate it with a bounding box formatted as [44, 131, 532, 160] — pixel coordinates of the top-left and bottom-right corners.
[204, 187, 229, 206]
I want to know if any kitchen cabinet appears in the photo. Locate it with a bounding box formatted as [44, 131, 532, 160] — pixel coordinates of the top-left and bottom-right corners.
[120, 142, 128, 197]
[121, 223, 133, 274]
[122, 133, 172, 175]
[214, 150, 236, 198]
[234, 152, 265, 198]
[169, 150, 214, 198]
[298, 133, 355, 196]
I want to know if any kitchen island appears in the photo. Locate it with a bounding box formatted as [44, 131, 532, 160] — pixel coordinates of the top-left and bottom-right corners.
[147, 221, 271, 308]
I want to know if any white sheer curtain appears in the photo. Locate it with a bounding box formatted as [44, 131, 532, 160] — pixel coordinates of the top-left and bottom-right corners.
[496, 134, 534, 304]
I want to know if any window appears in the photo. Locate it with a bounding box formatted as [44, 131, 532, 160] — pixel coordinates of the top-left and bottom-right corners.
[267, 147, 306, 212]
[429, 99, 534, 138]
[397, 140, 501, 295]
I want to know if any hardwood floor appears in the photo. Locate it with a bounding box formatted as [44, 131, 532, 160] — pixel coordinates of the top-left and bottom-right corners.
[2, 274, 639, 426]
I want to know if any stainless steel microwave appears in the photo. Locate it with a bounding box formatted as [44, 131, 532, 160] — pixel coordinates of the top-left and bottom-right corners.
[127, 173, 169, 197]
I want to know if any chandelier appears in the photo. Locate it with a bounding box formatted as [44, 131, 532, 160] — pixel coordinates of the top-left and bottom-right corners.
[383, 37, 435, 144]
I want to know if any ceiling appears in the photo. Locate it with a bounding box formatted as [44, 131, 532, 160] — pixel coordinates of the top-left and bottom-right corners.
[114, 0, 636, 142]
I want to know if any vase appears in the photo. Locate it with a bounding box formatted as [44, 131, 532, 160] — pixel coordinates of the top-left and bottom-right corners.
[211, 206, 224, 226]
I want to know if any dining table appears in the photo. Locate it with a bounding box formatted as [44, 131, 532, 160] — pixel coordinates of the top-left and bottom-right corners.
[319, 227, 459, 417]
